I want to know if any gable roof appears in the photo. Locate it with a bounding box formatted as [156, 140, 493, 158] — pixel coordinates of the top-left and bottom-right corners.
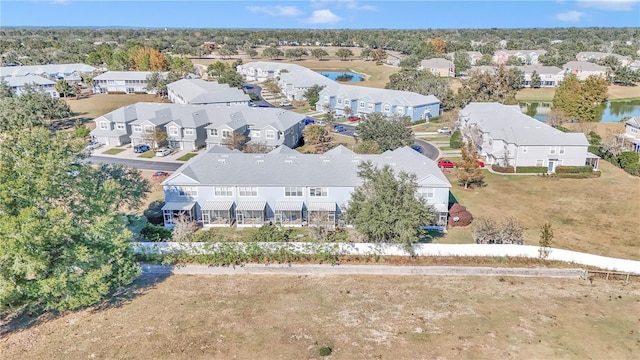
[0, 63, 96, 77]
[94, 71, 168, 81]
[626, 116, 640, 129]
[563, 61, 608, 72]
[166, 78, 249, 104]
[164, 145, 451, 188]
[459, 102, 589, 146]
[420, 58, 454, 69]
[4, 74, 55, 87]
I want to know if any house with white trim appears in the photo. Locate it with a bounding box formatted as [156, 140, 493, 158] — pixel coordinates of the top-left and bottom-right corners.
[418, 58, 455, 77]
[160, 145, 451, 228]
[493, 50, 547, 65]
[576, 52, 632, 66]
[236, 62, 304, 82]
[317, 85, 440, 122]
[3, 75, 58, 97]
[166, 78, 250, 106]
[563, 61, 608, 81]
[93, 71, 168, 94]
[278, 70, 336, 101]
[512, 65, 565, 88]
[0, 63, 97, 83]
[457, 102, 598, 172]
[620, 116, 640, 153]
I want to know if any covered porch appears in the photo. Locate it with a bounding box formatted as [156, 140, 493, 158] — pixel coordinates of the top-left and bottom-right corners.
[273, 201, 304, 227]
[162, 201, 196, 228]
[585, 152, 600, 171]
[201, 201, 235, 227]
[236, 201, 267, 227]
[307, 202, 337, 227]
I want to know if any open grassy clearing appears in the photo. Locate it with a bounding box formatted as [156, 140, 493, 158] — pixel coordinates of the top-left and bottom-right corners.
[1, 274, 638, 360]
[516, 83, 640, 102]
[439, 161, 640, 260]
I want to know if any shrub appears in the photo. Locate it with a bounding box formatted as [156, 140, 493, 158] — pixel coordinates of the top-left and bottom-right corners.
[251, 224, 293, 242]
[491, 164, 515, 173]
[143, 200, 165, 225]
[449, 130, 463, 149]
[192, 228, 225, 242]
[555, 165, 594, 174]
[473, 217, 524, 244]
[319, 346, 333, 356]
[516, 166, 547, 173]
[140, 223, 172, 242]
[412, 119, 427, 125]
[448, 203, 473, 227]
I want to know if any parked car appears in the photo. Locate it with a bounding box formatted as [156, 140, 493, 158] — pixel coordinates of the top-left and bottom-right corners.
[348, 116, 361, 122]
[134, 144, 150, 153]
[437, 159, 456, 168]
[280, 101, 292, 107]
[334, 125, 346, 133]
[156, 148, 172, 157]
[477, 160, 485, 168]
[316, 120, 327, 126]
[334, 113, 345, 119]
[304, 118, 315, 125]
[437, 127, 453, 134]
[152, 171, 169, 178]
[411, 145, 423, 153]
[85, 141, 103, 152]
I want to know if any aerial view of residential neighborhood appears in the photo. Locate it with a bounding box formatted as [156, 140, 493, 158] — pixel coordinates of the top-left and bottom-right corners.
[1, 0, 639, 358]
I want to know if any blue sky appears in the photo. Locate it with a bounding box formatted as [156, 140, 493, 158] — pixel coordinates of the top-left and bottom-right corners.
[1, 1, 639, 29]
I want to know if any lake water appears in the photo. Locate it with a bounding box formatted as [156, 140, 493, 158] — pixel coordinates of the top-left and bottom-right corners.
[318, 71, 363, 82]
[520, 100, 640, 123]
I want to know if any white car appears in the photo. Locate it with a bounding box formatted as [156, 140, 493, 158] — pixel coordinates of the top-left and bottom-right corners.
[280, 101, 291, 107]
[437, 127, 453, 134]
[155, 148, 172, 157]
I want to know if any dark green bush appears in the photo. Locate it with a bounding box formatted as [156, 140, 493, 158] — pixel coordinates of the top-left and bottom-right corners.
[555, 165, 594, 174]
[251, 224, 293, 242]
[492, 164, 515, 173]
[144, 200, 166, 225]
[140, 223, 173, 242]
[319, 346, 333, 356]
[516, 166, 548, 173]
[450, 130, 463, 149]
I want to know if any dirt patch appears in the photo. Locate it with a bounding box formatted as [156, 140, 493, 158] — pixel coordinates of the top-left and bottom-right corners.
[1, 275, 638, 360]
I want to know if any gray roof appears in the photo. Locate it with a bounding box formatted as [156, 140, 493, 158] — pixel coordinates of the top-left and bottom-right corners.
[326, 84, 440, 106]
[459, 102, 589, 146]
[626, 116, 640, 128]
[509, 64, 563, 75]
[167, 79, 249, 104]
[165, 145, 451, 188]
[501, 50, 547, 57]
[0, 63, 96, 77]
[420, 58, 454, 69]
[94, 71, 168, 81]
[279, 70, 336, 88]
[4, 75, 55, 87]
[563, 61, 608, 72]
[237, 62, 306, 73]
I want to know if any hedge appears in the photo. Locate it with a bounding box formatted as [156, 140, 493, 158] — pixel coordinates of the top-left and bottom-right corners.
[492, 164, 515, 173]
[555, 165, 594, 174]
[516, 166, 547, 173]
[450, 130, 463, 149]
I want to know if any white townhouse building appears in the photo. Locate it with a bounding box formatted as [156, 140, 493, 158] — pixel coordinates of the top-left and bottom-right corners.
[166, 78, 250, 106]
[458, 102, 599, 173]
[161, 145, 451, 228]
[512, 65, 565, 88]
[620, 117, 640, 153]
[278, 70, 336, 101]
[236, 62, 304, 82]
[3, 75, 58, 97]
[493, 50, 547, 65]
[576, 52, 632, 66]
[93, 71, 168, 94]
[90, 102, 305, 150]
[562, 61, 609, 81]
[418, 58, 455, 77]
[0, 63, 97, 83]
[317, 85, 441, 122]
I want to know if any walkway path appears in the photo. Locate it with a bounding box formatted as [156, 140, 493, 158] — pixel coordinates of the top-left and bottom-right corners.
[141, 264, 587, 278]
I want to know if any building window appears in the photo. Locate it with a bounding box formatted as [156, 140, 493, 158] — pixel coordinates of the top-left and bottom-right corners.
[251, 130, 261, 138]
[115, 123, 125, 130]
[144, 125, 154, 134]
[133, 125, 142, 133]
[266, 130, 276, 139]
[367, 103, 374, 110]
[214, 187, 233, 196]
[337, 99, 342, 105]
[238, 187, 258, 196]
[522, 146, 528, 153]
[169, 127, 179, 136]
[359, 101, 365, 108]
[417, 188, 435, 199]
[309, 187, 328, 197]
[184, 128, 194, 136]
[177, 186, 197, 197]
[536, 159, 544, 166]
[384, 104, 390, 112]
[99, 121, 108, 130]
[209, 129, 218, 136]
[222, 130, 231, 138]
[396, 106, 404, 113]
[549, 147, 557, 155]
[559, 147, 565, 155]
[285, 187, 303, 197]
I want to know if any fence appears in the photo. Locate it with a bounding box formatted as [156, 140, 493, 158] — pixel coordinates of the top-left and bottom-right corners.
[132, 242, 640, 274]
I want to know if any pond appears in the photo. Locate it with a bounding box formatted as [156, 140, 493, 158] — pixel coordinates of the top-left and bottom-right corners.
[317, 71, 364, 82]
[520, 100, 640, 123]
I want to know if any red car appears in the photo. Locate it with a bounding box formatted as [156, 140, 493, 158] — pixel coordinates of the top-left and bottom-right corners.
[437, 159, 456, 168]
[152, 171, 169, 178]
[348, 116, 361, 122]
[477, 160, 485, 168]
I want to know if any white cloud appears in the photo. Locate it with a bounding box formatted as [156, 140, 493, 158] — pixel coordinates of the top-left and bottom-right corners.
[246, 5, 302, 17]
[344, 1, 377, 11]
[576, 0, 639, 11]
[555, 10, 586, 21]
[307, 9, 342, 24]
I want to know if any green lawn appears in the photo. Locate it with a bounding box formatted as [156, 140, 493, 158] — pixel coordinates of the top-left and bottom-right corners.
[177, 153, 199, 161]
[138, 151, 155, 159]
[102, 148, 126, 155]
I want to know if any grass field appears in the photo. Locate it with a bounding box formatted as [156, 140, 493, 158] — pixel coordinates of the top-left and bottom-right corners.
[176, 152, 199, 161]
[439, 161, 640, 260]
[101, 148, 126, 155]
[64, 93, 170, 128]
[1, 274, 638, 360]
[516, 83, 640, 102]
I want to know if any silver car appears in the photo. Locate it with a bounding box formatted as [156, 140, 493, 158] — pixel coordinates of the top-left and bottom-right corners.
[155, 148, 172, 157]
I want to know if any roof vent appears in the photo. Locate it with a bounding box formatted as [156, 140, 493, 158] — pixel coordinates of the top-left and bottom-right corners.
[322, 159, 330, 164]
[285, 159, 293, 164]
[218, 159, 226, 164]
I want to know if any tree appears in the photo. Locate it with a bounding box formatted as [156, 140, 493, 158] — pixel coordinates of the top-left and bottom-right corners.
[473, 217, 523, 244]
[359, 47, 372, 60]
[222, 132, 247, 150]
[262, 78, 281, 95]
[171, 213, 199, 242]
[505, 56, 525, 66]
[385, 69, 451, 109]
[0, 80, 14, 98]
[457, 66, 524, 106]
[0, 128, 147, 314]
[207, 61, 229, 78]
[335, 48, 353, 61]
[303, 84, 325, 107]
[218, 69, 244, 89]
[538, 222, 553, 259]
[453, 50, 471, 76]
[145, 72, 168, 96]
[242, 142, 270, 154]
[262, 46, 283, 60]
[0, 84, 71, 129]
[285, 48, 307, 61]
[371, 48, 387, 62]
[246, 48, 258, 59]
[432, 37, 446, 54]
[303, 124, 329, 146]
[310, 48, 329, 60]
[552, 74, 608, 122]
[356, 112, 414, 151]
[353, 140, 382, 154]
[55, 80, 75, 98]
[530, 70, 542, 88]
[457, 141, 484, 189]
[345, 162, 437, 249]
